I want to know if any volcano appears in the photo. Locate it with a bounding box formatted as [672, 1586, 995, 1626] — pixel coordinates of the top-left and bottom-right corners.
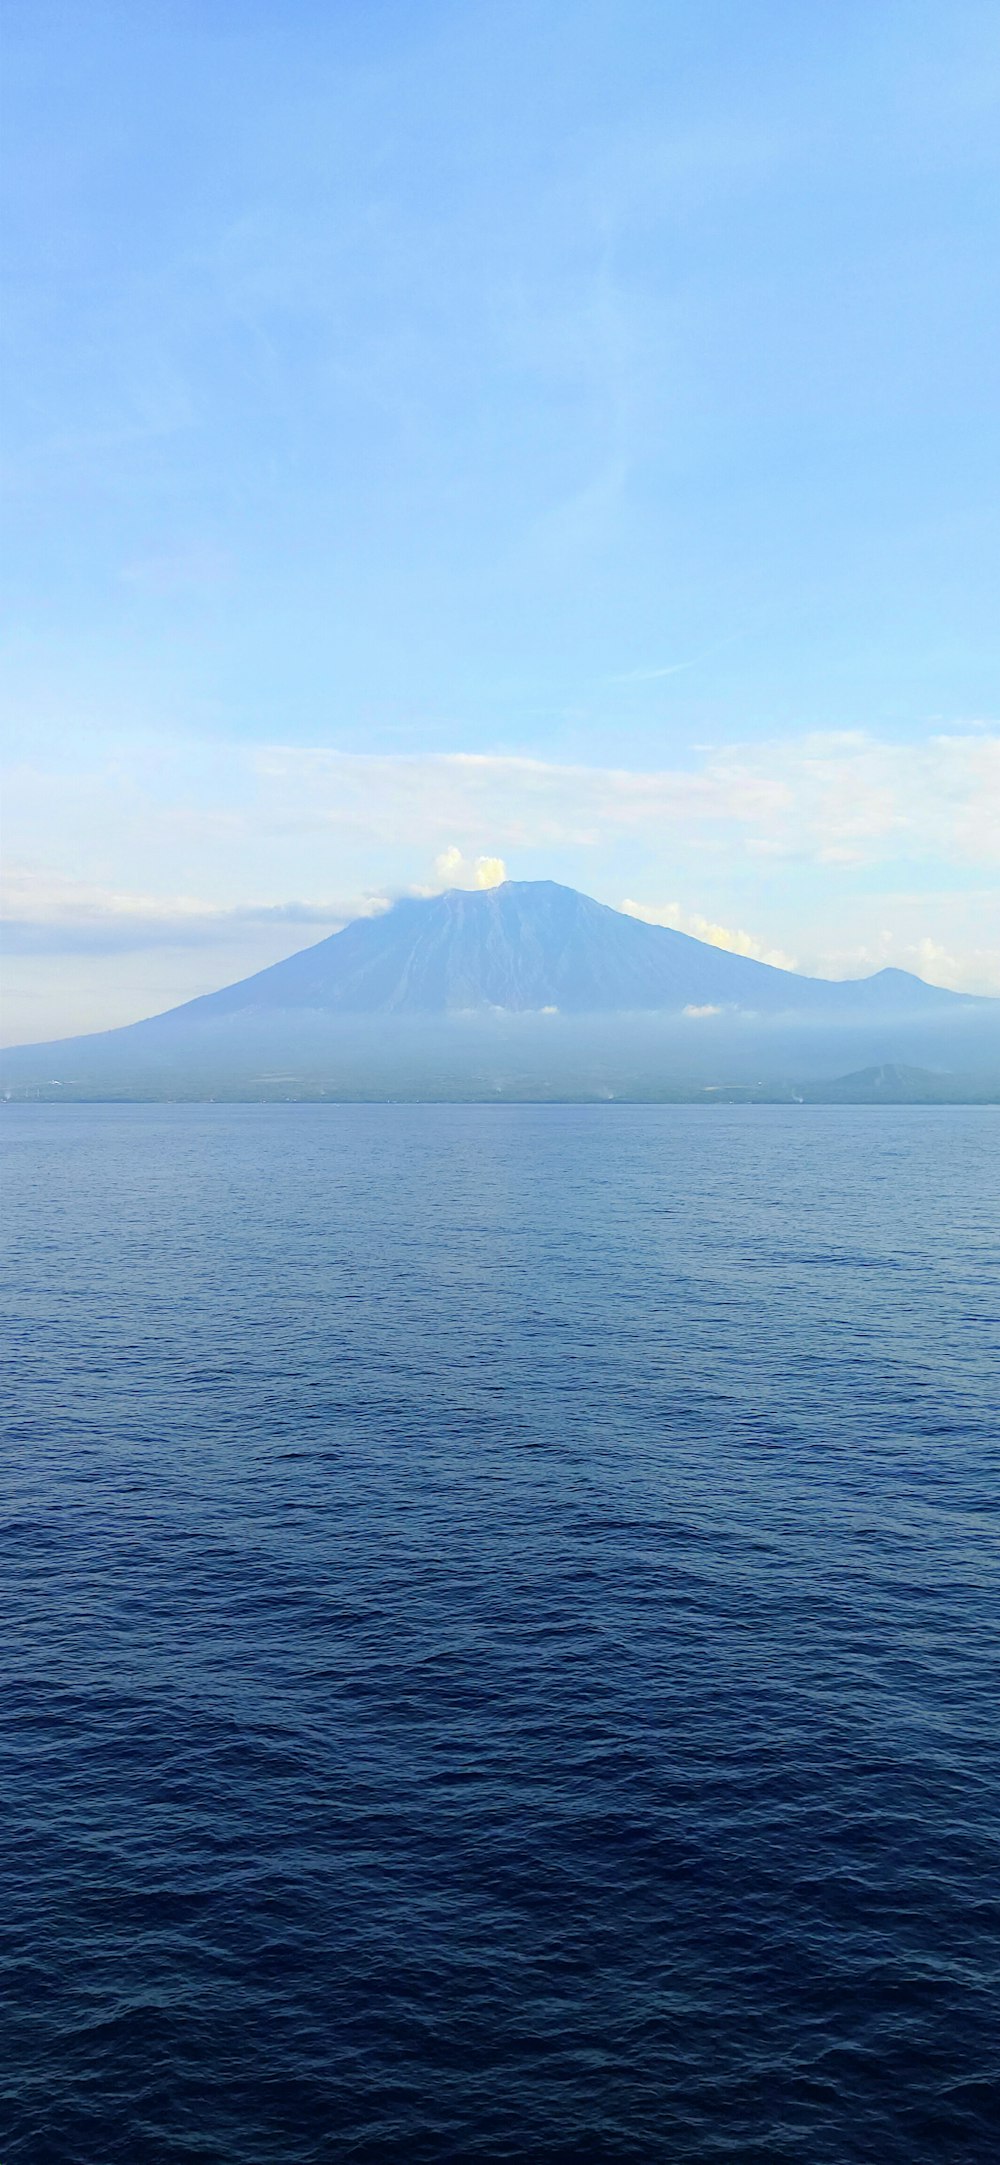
[3, 881, 995, 1099]
[84, 880, 985, 1021]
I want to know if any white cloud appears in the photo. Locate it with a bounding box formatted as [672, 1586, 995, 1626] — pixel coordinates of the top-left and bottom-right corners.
[622, 898, 798, 971]
[431, 847, 507, 890]
[0, 866, 390, 954]
[250, 728, 1000, 869]
[6, 727, 998, 876]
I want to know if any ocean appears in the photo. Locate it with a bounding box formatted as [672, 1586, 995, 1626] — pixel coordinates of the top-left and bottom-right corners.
[2, 1103, 998, 2162]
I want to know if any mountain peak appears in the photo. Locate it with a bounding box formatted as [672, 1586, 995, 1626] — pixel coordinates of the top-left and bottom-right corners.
[144, 877, 977, 1025]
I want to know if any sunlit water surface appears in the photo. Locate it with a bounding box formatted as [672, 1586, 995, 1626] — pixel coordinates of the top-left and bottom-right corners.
[2, 1104, 998, 2162]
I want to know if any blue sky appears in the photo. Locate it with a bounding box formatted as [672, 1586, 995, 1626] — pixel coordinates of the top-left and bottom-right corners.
[2, 0, 999, 1039]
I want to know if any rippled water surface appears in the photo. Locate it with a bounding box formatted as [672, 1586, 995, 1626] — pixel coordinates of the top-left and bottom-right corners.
[2, 1104, 998, 2162]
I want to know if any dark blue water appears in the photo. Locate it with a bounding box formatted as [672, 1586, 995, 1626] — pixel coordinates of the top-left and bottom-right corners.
[2, 1105, 998, 2163]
